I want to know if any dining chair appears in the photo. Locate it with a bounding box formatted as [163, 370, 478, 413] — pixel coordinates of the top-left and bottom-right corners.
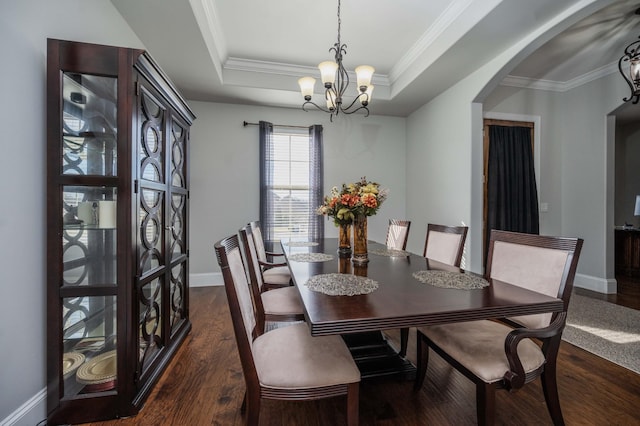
[215, 234, 361, 426]
[385, 219, 411, 250]
[422, 223, 469, 265]
[248, 220, 292, 289]
[239, 226, 305, 332]
[414, 230, 583, 426]
[398, 223, 468, 357]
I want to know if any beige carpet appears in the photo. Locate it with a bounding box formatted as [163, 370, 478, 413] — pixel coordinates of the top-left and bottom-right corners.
[563, 293, 640, 374]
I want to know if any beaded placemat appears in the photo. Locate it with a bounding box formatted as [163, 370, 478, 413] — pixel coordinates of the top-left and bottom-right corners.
[305, 273, 379, 296]
[413, 270, 489, 290]
[283, 241, 320, 247]
[288, 253, 334, 262]
[369, 247, 410, 257]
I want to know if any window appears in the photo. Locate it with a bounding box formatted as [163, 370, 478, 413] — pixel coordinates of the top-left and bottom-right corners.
[259, 122, 323, 242]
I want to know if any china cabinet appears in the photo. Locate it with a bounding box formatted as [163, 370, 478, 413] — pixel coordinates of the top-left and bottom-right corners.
[46, 39, 195, 424]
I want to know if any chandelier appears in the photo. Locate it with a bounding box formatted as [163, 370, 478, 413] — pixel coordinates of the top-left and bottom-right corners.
[618, 8, 640, 104]
[298, 0, 374, 120]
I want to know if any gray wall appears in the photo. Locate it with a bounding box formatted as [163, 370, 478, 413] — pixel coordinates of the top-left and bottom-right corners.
[0, 1, 143, 424]
[188, 101, 407, 278]
[405, 4, 629, 292]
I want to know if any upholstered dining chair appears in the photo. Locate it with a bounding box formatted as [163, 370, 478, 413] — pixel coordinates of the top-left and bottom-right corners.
[385, 219, 411, 250]
[248, 221, 292, 290]
[414, 230, 583, 426]
[215, 234, 361, 426]
[397, 223, 468, 357]
[239, 226, 305, 332]
[422, 223, 469, 266]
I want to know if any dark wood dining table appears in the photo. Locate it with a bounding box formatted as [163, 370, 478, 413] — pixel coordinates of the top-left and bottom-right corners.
[280, 238, 565, 379]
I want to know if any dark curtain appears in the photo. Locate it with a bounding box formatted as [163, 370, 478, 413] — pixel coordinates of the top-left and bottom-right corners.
[308, 125, 324, 240]
[259, 120, 274, 240]
[486, 125, 539, 257]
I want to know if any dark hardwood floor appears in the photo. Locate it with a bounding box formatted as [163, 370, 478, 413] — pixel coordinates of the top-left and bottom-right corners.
[575, 275, 640, 311]
[84, 286, 640, 426]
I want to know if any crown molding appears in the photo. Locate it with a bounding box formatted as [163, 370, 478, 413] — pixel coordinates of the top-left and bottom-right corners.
[501, 61, 618, 92]
[224, 57, 390, 88]
[388, 0, 482, 83]
[189, 0, 226, 83]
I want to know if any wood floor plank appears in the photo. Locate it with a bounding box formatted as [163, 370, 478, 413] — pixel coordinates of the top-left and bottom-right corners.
[83, 286, 640, 426]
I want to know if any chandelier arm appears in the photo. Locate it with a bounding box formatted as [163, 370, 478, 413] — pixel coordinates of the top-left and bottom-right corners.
[618, 57, 638, 103]
[302, 100, 332, 114]
[340, 105, 370, 117]
[339, 92, 369, 112]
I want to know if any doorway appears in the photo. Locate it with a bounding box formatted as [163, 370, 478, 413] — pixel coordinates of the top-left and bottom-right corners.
[482, 118, 539, 264]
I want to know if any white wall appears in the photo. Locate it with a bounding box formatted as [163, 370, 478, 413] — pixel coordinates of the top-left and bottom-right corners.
[0, 1, 143, 424]
[188, 101, 407, 279]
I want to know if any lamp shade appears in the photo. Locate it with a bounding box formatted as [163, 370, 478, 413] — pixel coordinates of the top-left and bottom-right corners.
[298, 77, 316, 99]
[635, 195, 640, 216]
[318, 61, 338, 86]
[355, 65, 374, 89]
[631, 59, 640, 84]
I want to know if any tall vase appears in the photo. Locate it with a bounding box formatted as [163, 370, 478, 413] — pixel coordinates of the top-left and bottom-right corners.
[338, 222, 352, 257]
[352, 214, 369, 265]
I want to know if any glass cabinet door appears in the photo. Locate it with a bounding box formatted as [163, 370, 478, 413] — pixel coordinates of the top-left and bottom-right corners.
[62, 72, 117, 177]
[137, 84, 166, 375]
[58, 70, 119, 399]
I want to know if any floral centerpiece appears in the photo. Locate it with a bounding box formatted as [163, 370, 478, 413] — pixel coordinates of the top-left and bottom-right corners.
[317, 177, 388, 261]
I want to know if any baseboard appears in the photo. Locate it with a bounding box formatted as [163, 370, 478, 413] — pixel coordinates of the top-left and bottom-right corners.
[189, 272, 223, 287]
[0, 387, 46, 426]
[573, 273, 617, 294]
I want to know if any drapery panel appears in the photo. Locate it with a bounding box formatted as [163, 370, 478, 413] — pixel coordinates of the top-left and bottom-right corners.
[308, 125, 324, 240]
[486, 124, 539, 258]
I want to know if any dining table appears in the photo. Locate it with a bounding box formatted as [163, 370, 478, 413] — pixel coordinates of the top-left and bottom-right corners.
[279, 238, 565, 379]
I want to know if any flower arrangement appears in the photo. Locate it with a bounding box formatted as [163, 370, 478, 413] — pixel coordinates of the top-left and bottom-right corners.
[317, 177, 388, 226]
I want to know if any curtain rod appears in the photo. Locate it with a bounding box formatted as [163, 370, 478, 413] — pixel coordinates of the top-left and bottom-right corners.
[243, 121, 310, 129]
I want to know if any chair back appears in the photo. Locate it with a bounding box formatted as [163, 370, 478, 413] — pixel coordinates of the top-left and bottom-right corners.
[485, 230, 583, 329]
[386, 219, 411, 250]
[215, 234, 261, 386]
[239, 226, 268, 330]
[249, 220, 268, 263]
[423, 224, 468, 266]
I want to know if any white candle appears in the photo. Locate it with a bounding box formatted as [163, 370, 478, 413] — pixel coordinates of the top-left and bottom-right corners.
[98, 201, 117, 228]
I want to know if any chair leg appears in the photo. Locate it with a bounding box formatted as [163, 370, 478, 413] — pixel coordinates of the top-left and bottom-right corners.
[245, 388, 261, 426]
[413, 331, 429, 390]
[399, 327, 409, 357]
[346, 382, 359, 426]
[240, 390, 247, 413]
[476, 382, 496, 426]
[541, 364, 565, 426]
